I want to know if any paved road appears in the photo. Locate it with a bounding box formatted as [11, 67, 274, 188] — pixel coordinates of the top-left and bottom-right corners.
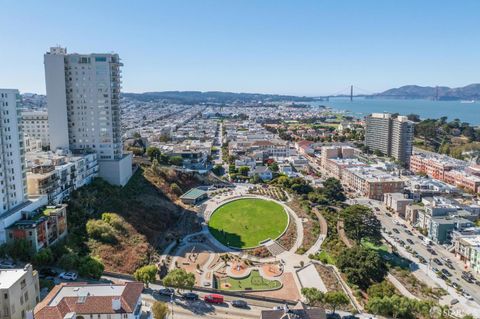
[103, 275, 377, 319]
[348, 198, 480, 316]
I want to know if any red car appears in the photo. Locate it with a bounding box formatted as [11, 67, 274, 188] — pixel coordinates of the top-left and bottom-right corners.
[204, 294, 224, 304]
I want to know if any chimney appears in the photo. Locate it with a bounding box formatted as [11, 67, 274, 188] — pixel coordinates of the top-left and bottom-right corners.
[112, 297, 121, 311]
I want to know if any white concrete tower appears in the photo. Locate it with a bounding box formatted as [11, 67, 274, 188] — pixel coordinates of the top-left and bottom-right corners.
[44, 47, 132, 186]
[0, 89, 27, 215]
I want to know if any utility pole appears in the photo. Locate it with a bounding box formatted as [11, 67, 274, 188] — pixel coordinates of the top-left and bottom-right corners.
[350, 85, 353, 101]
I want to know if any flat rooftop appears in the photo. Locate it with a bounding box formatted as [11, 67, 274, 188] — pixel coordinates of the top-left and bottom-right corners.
[0, 268, 27, 289]
[180, 188, 207, 200]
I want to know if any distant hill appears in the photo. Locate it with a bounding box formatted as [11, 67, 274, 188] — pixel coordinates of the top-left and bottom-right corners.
[369, 84, 480, 100]
[122, 91, 314, 104]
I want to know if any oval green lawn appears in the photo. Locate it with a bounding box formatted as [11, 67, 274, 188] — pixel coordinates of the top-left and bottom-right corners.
[208, 198, 288, 249]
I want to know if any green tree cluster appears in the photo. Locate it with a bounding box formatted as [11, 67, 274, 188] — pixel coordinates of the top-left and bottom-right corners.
[134, 264, 158, 287]
[86, 219, 117, 244]
[301, 288, 349, 314]
[341, 204, 382, 244]
[366, 295, 437, 319]
[162, 268, 195, 292]
[336, 247, 387, 290]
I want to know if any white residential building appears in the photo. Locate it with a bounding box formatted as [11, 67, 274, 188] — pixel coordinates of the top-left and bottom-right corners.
[21, 111, 49, 147]
[44, 47, 132, 186]
[0, 89, 28, 216]
[0, 264, 40, 319]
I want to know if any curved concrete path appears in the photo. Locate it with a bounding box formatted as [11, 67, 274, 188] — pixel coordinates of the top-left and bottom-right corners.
[305, 208, 328, 256]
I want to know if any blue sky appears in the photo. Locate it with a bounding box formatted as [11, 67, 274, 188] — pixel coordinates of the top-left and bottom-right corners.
[1, 0, 479, 96]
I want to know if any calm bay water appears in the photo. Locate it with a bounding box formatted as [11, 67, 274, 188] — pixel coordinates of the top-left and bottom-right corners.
[309, 98, 480, 125]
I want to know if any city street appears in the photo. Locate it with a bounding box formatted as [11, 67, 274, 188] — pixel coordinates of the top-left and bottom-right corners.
[349, 198, 480, 316]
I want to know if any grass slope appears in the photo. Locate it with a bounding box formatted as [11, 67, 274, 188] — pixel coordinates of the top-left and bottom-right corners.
[208, 198, 288, 248]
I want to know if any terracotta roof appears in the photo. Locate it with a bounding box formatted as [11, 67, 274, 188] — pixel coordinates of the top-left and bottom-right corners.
[34, 282, 144, 319]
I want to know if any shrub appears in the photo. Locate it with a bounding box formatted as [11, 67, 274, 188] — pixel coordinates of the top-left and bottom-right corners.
[86, 219, 117, 244]
[101, 213, 125, 231]
[78, 256, 104, 279]
[170, 183, 182, 196]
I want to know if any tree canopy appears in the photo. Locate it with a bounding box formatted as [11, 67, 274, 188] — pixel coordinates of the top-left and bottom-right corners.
[162, 268, 195, 292]
[336, 247, 387, 290]
[342, 204, 382, 244]
[134, 265, 158, 287]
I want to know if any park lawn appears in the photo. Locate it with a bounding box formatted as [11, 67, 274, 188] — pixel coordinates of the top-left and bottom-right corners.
[361, 239, 389, 252]
[362, 239, 411, 269]
[218, 270, 282, 291]
[208, 198, 288, 249]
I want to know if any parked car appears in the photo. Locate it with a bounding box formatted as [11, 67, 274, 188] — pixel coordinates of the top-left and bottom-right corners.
[232, 300, 248, 308]
[441, 256, 451, 263]
[450, 299, 459, 305]
[342, 316, 360, 319]
[204, 294, 224, 304]
[445, 262, 455, 270]
[463, 292, 474, 301]
[182, 292, 199, 301]
[392, 228, 400, 234]
[417, 235, 424, 240]
[406, 239, 414, 245]
[441, 269, 452, 277]
[0, 260, 16, 269]
[158, 288, 175, 296]
[39, 268, 58, 279]
[433, 258, 443, 266]
[59, 272, 78, 281]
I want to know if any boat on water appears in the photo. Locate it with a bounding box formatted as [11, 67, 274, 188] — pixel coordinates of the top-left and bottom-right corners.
[460, 100, 475, 104]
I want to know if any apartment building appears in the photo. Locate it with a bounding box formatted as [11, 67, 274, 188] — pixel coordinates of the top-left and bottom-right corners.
[26, 152, 98, 204]
[0, 89, 27, 216]
[365, 113, 414, 164]
[34, 282, 144, 319]
[0, 264, 40, 319]
[320, 145, 363, 179]
[342, 166, 404, 200]
[44, 47, 132, 186]
[410, 153, 480, 193]
[21, 111, 49, 147]
[409, 153, 465, 180]
[384, 193, 413, 217]
[7, 205, 67, 252]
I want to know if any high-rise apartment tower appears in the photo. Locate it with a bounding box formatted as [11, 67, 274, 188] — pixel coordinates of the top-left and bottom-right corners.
[365, 113, 414, 164]
[44, 47, 131, 186]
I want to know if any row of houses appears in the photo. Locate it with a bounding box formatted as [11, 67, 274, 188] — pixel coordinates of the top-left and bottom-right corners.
[410, 153, 480, 194]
